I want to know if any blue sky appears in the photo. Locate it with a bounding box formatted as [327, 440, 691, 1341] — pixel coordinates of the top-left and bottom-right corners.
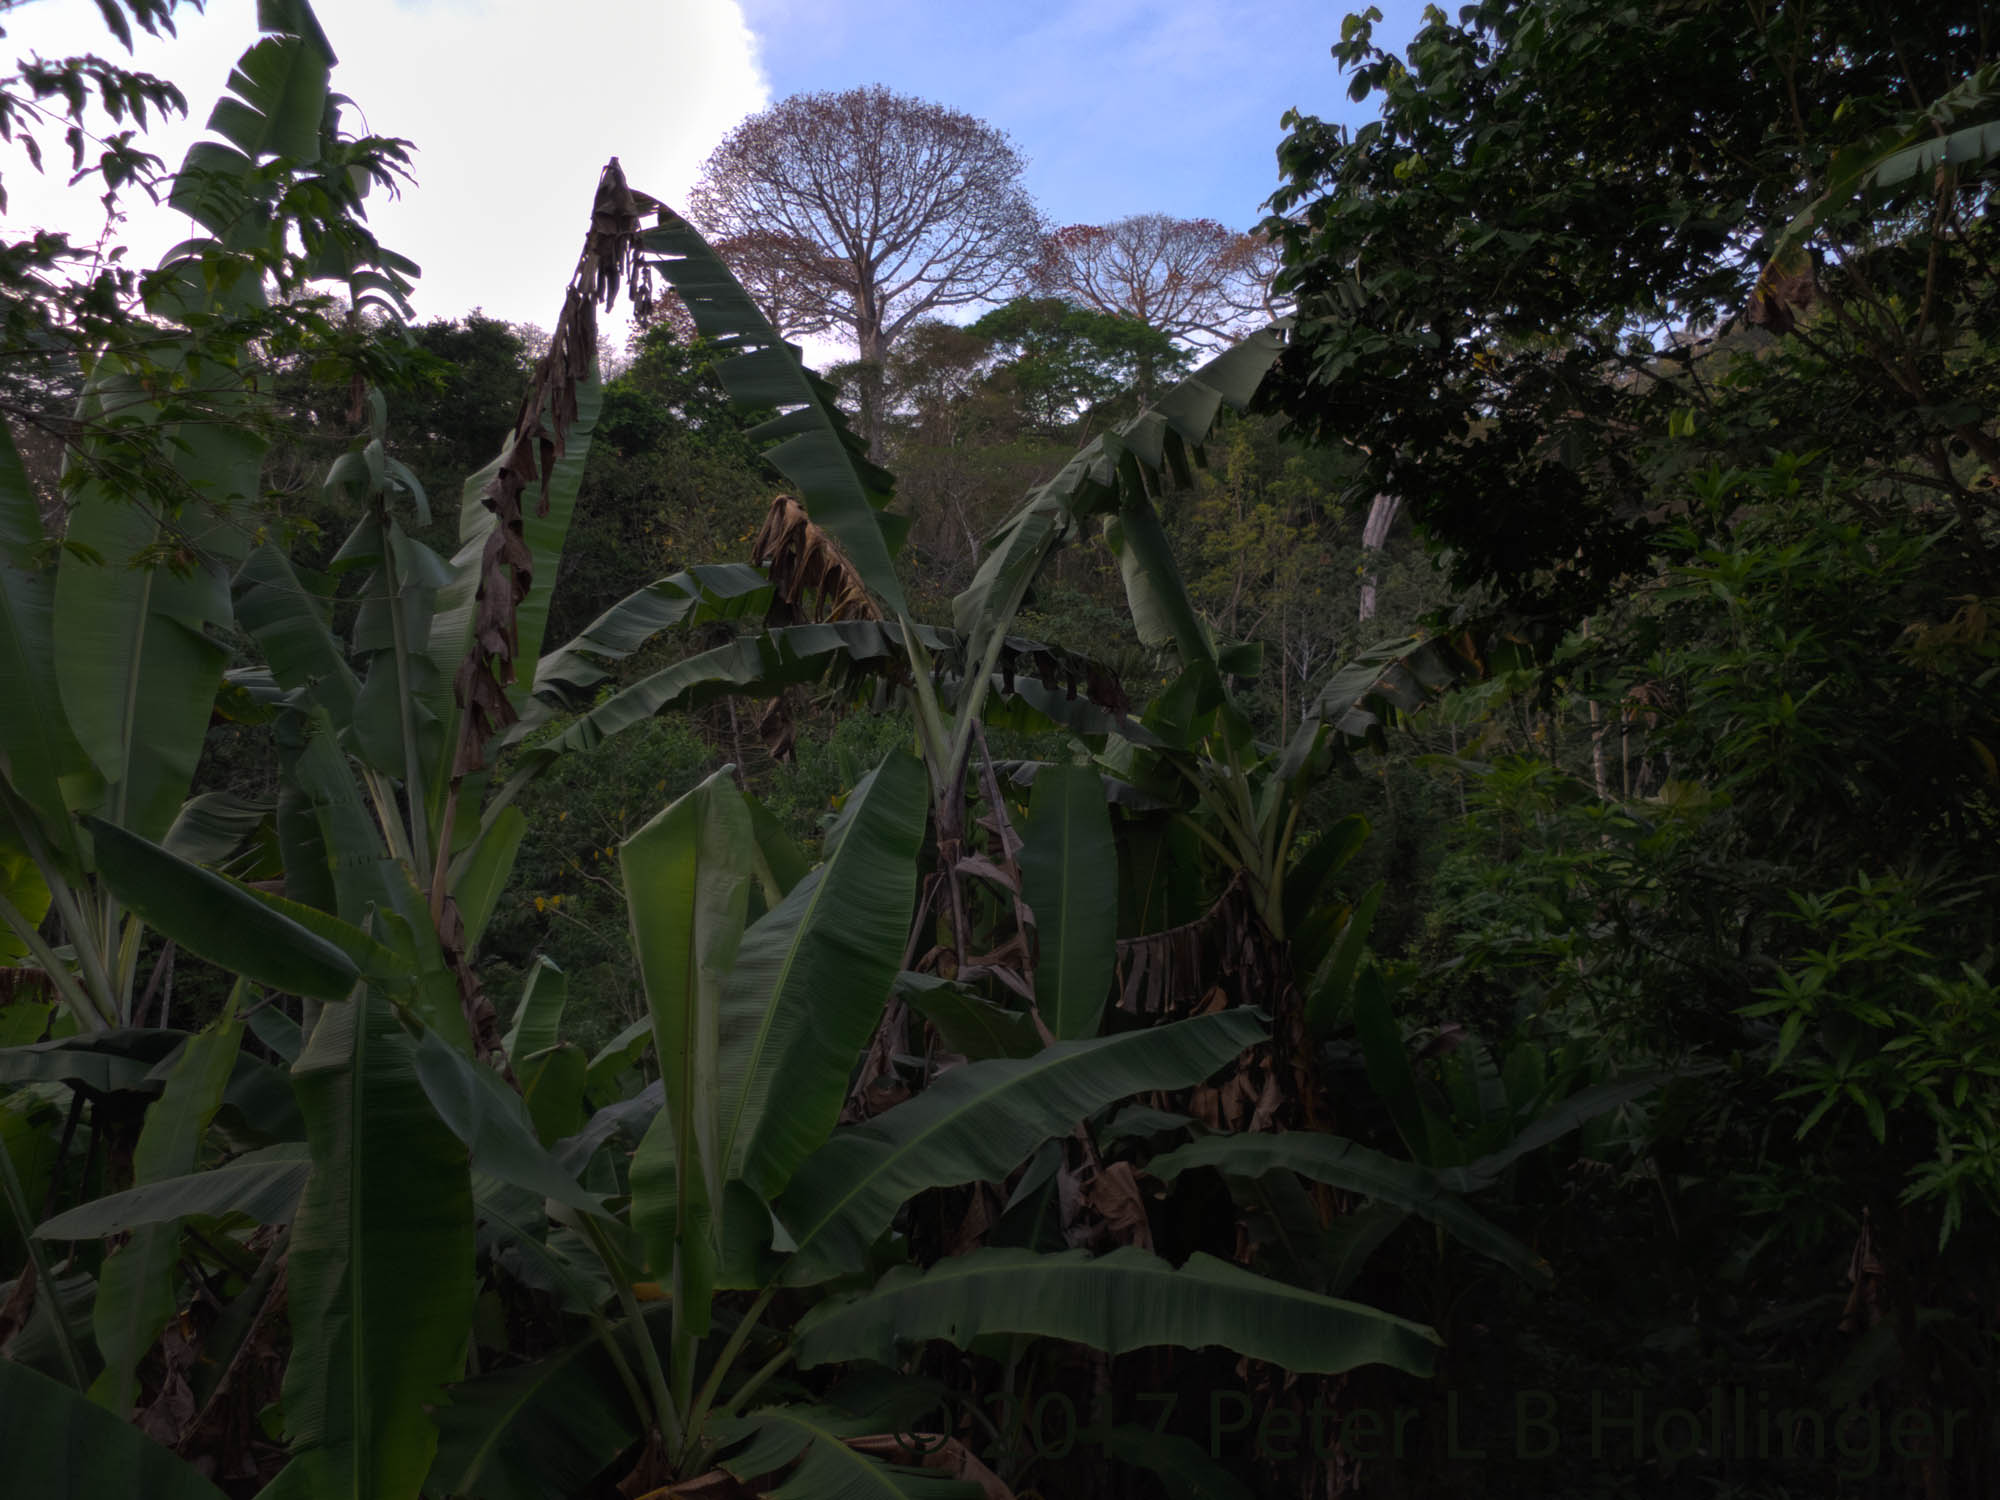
[0, 0, 1432, 345]
[739, 0, 1431, 231]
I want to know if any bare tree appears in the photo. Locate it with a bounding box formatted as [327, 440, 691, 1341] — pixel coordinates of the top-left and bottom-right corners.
[1031, 214, 1283, 358]
[690, 85, 1041, 443]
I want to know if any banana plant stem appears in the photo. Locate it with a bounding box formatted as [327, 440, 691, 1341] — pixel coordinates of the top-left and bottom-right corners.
[712, 1340, 796, 1424]
[584, 1215, 684, 1455]
[679, 1283, 778, 1468]
[0, 1128, 89, 1390]
[0, 786, 115, 1018]
[0, 889, 108, 1031]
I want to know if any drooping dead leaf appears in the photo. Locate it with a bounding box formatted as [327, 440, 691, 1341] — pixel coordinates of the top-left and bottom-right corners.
[753, 494, 883, 624]
[1114, 871, 1326, 1133]
[1060, 1137, 1153, 1252]
[451, 159, 653, 774]
[434, 158, 657, 1064]
[138, 1319, 199, 1444]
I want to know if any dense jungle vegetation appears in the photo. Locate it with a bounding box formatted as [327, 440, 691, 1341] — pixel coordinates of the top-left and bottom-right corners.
[1, 1, 1995, 1497]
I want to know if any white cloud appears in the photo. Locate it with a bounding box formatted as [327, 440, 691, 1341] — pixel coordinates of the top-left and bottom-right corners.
[0, 0, 770, 334]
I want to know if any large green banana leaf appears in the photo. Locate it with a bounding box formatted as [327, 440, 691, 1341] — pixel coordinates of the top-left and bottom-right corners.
[205, 0, 337, 161]
[50, 0, 347, 849]
[0, 421, 88, 869]
[1435, 1072, 1671, 1193]
[1147, 1133, 1551, 1285]
[277, 706, 406, 925]
[503, 956, 568, 1062]
[1293, 632, 1486, 747]
[53, 380, 262, 845]
[713, 1405, 980, 1500]
[84, 818, 363, 1002]
[1102, 477, 1215, 670]
[526, 562, 773, 709]
[642, 214, 909, 618]
[717, 752, 928, 1202]
[951, 327, 1288, 715]
[37, 1145, 310, 1238]
[0, 1361, 228, 1499]
[534, 618, 1140, 765]
[235, 543, 360, 731]
[268, 989, 475, 1500]
[428, 1324, 656, 1500]
[88, 997, 246, 1411]
[411, 1027, 603, 1217]
[453, 804, 526, 953]
[776, 1010, 1265, 1280]
[620, 769, 755, 1341]
[893, 973, 1040, 1061]
[793, 1245, 1440, 1377]
[1017, 763, 1118, 1040]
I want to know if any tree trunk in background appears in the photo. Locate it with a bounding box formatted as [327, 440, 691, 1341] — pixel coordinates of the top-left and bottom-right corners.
[1357, 492, 1401, 623]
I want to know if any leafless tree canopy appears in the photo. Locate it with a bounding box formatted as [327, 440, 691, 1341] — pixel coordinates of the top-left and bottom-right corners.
[689, 85, 1042, 367]
[1031, 213, 1287, 351]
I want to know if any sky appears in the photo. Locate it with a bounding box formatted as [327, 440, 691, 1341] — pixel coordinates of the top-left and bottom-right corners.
[0, 0, 1429, 354]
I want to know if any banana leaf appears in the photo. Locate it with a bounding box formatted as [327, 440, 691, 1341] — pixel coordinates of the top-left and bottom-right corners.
[1017, 763, 1118, 1040]
[712, 1404, 979, 1500]
[620, 769, 755, 1340]
[793, 1246, 1439, 1378]
[83, 817, 364, 1003]
[777, 1010, 1265, 1280]
[717, 752, 928, 1202]
[893, 973, 1040, 1061]
[643, 213, 909, 618]
[0, 421, 88, 869]
[1148, 1133, 1551, 1284]
[269, 989, 476, 1499]
[0, 1361, 228, 1500]
[90, 997, 246, 1411]
[37, 1145, 310, 1238]
[951, 327, 1287, 723]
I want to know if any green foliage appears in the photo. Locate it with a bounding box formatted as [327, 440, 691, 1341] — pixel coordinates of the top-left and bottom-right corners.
[1267, 0, 1998, 625]
[968, 296, 1186, 438]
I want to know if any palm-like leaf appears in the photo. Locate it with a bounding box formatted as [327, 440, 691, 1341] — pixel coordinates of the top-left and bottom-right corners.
[717, 753, 928, 1202]
[37, 1146, 310, 1238]
[776, 1011, 1265, 1280]
[793, 1246, 1439, 1377]
[1148, 1133, 1550, 1284]
[1017, 765, 1118, 1040]
[642, 214, 909, 618]
[713, 1406, 980, 1500]
[269, 990, 476, 1499]
[620, 769, 755, 1338]
[0, 1362, 228, 1499]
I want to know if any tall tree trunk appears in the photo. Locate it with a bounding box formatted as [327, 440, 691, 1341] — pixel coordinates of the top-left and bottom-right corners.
[856, 307, 888, 458]
[1356, 492, 1402, 624]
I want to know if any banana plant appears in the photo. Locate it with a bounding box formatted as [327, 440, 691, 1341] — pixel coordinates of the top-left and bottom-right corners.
[12, 753, 1444, 1499]
[427, 758, 1444, 1496]
[0, 0, 417, 1031]
[1, 139, 1516, 1500]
